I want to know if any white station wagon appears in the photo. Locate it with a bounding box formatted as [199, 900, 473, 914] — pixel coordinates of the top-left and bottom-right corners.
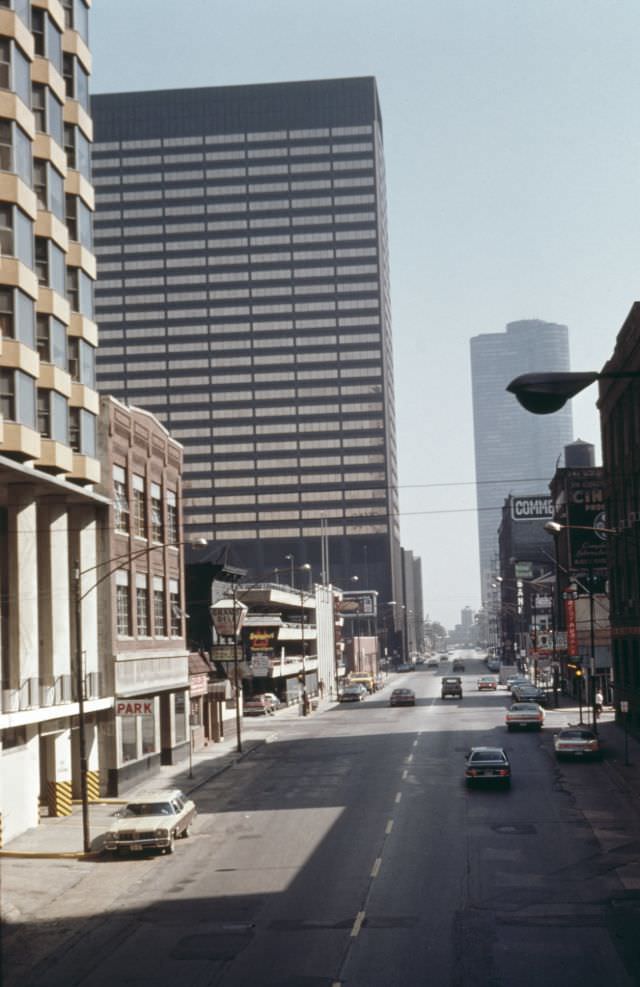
[104, 788, 196, 855]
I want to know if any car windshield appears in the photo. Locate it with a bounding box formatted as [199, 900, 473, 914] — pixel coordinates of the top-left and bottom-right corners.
[123, 802, 175, 817]
[470, 751, 505, 762]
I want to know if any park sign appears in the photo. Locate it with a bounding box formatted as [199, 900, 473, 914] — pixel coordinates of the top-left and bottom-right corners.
[511, 496, 553, 522]
[116, 700, 153, 716]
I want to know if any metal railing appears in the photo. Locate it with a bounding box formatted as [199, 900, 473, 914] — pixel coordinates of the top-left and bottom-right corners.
[1, 672, 104, 714]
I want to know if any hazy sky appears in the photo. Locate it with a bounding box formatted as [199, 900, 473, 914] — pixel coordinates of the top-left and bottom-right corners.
[90, 0, 640, 628]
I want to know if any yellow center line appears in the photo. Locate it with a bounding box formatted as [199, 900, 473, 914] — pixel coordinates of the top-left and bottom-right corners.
[386, 819, 394, 834]
[395, 791, 402, 804]
[371, 857, 382, 877]
[351, 910, 366, 937]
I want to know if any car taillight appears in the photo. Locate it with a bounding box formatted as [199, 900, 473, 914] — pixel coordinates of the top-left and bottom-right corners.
[498, 769, 509, 776]
[587, 740, 598, 750]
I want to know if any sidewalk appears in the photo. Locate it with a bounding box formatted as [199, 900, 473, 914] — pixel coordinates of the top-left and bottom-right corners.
[545, 695, 640, 804]
[0, 699, 334, 860]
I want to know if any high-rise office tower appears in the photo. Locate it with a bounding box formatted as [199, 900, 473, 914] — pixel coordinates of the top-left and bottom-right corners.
[91, 78, 402, 603]
[470, 319, 573, 600]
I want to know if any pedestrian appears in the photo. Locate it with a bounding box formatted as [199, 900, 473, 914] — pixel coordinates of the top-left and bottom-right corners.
[595, 689, 604, 717]
[318, 679, 325, 699]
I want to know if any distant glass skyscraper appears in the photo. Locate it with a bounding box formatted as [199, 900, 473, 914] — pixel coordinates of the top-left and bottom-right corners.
[470, 320, 573, 599]
[91, 77, 402, 603]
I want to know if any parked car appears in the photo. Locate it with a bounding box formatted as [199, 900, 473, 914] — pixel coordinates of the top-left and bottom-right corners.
[389, 687, 416, 707]
[104, 789, 196, 855]
[512, 684, 549, 706]
[244, 694, 278, 715]
[487, 660, 500, 673]
[477, 676, 498, 691]
[452, 659, 465, 672]
[426, 656, 440, 669]
[465, 747, 511, 787]
[348, 672, 376, 693]
[339, 684, 367, 702]
[506, 676, 530, 692]
[262, 692, 281, 710]
[396, 663, 413, 672]
[505, 702, 545, 731]
[554, 727, 600, 759]
[441, 676, 463, 699]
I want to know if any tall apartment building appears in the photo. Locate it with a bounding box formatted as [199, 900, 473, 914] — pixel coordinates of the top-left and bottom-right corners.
[91, 77, 402, 609]
[0, 0, 102, 843]
[470, 319, 574, 602]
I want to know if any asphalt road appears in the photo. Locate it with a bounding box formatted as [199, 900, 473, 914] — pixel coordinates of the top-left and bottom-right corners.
[4, 650, 640, 986]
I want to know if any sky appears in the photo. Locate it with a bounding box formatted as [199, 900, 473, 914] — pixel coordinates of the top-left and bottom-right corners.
[90, 0, 640, 629]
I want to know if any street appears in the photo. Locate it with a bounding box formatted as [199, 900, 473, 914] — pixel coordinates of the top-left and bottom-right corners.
[3, 650, 640, 987]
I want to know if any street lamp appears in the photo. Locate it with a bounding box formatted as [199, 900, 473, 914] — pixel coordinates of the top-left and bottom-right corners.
[544, 520, 615, 732]
[73, 536, 206, 854]
[302, 562, 313, 591]
[285, 553, 295, 587]
[506, 370, 640, 415]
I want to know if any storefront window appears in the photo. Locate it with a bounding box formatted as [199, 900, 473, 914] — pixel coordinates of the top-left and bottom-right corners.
[141, 708, 156, 755]
[174, 692, 187, 744]
[121, 715, 137, 762]
[190, 698, 202, 727]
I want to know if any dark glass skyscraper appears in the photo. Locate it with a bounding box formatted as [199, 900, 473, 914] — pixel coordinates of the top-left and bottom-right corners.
[470, 319, 574, 600]
[91, 78, 401, 601]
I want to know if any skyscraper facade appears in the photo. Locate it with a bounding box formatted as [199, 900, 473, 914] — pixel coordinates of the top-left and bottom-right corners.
[470, 319, 573, 600]
[91, 78, 402, 604]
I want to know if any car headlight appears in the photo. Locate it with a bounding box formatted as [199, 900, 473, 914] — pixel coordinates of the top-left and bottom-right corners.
[105, 831, 117, 840]
[155, 827, 169, 838]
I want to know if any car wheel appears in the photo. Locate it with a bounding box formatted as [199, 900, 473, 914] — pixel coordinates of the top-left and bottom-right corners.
[181, 824, 190, 839]
[166, 834, 175, 854]
[507, 725, 513, 732]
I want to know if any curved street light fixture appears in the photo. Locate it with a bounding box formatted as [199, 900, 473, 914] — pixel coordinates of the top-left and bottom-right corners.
[506, 370, 640, 415]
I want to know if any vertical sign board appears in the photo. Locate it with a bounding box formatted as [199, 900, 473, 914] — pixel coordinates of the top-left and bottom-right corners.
[564, 597, 578, 657]
[567, 470, 607, 588]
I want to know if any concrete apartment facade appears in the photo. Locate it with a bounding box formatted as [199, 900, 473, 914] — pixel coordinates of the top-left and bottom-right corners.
[90, 77, 403, 618]
[0, 0, 102, 844]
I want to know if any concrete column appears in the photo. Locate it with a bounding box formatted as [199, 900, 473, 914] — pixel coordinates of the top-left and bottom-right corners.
[38, 501, 71, 696]
[7, 486, 38, 691]
[43, 729, 72, 816]
[73, 506, 99, 680]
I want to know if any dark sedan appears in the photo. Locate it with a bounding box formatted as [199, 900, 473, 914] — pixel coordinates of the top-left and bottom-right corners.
[465, 747, 511, 787]
[389, 688, 416, 707]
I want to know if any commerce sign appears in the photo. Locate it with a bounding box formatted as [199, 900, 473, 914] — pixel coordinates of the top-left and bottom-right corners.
[511, 496, 553, 521]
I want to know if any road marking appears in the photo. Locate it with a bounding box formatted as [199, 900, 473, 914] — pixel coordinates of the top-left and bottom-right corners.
[413, 739, 419, 747]
[395, 791, 402, 804]
[402, 769, 408, 780]
[406, 753, 413, 763]
[371, 857, 382, 877]
[351, 910, 366, 937]
[386, 819, 394, 834]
